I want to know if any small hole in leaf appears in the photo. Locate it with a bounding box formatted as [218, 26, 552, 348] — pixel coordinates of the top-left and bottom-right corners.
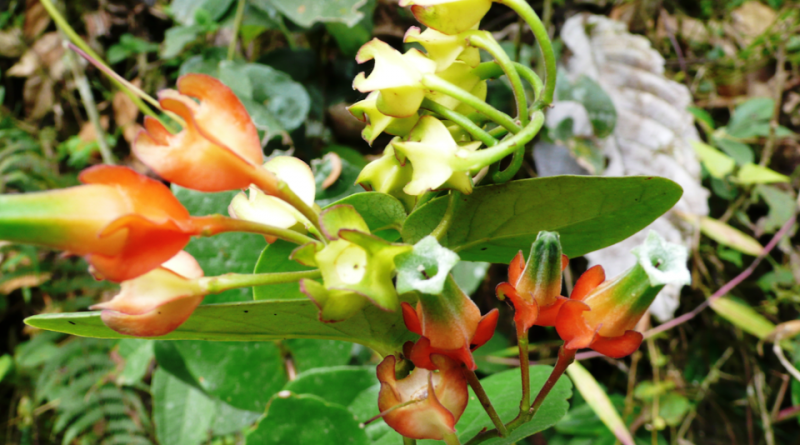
[244, 310, 249, 313]
[69, 321, 76, 325]
[481, 247, 488, 251]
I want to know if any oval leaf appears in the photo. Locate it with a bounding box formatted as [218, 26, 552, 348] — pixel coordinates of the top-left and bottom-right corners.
[402, 176, 683, 263]
[699, 216, 763, 256]
[24, 299, 416, 357]
[566, 362, 634, 445]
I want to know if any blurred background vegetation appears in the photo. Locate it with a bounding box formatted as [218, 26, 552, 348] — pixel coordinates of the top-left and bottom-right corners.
[0, 0, 799, 444]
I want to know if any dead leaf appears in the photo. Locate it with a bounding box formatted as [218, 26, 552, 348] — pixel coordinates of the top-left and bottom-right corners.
[0, 29, 25, 57]
[78, 116, 110, 142]
[555, 14, 710, 322]
[0, 273, 52, 294]
[7, 32, 65, 79]
[23, 75, 54, 120]
[113, 89, 139, 127]
[731, 2, 777, 41]
[83, 11, 112, 40]
[320, 152, 342, 190]
[24, 0, 51, 40]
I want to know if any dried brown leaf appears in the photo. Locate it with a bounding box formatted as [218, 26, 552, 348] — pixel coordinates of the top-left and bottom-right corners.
[24, 0, 51, 40]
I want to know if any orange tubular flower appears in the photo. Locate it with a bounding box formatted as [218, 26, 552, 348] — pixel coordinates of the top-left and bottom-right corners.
[555, 231, 691, 358]
[91, 251, 205, 337]
[133, 73, 279, 194]
[0, 165, 202, 282]
[496, 231, 569, 333]
[402, 276, 498, 371]
[377, 354, 468, 441]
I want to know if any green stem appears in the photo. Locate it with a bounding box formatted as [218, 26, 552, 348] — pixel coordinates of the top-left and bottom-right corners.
[517, 325, 531, 413]
[430, 191, 459, 241]
[198, 270, 321, 294]
[227, 0, 247, 60]
[277, 15, 297, 49]
[499, 0, 557, 105]
[514, 63, 544, 103]
[487, 125, 509, 139]
[276, 181, 325, 240]
[402, 437, 417, 445]
[491, 143, 525, 183]
[39, 0, 161, 122]
[421, 99, 498, 147]
[465, 368, 509, 438]
[466, 31, 529, 126]
[458, 111, 544, 172]
[422, 75, 520, 134]
[191, 215, 320, 246]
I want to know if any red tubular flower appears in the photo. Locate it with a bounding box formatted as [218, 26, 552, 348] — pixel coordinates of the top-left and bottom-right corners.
[495, 231, 569, 333]
[555, 231, 691, 358]
[133, 74, 280, 194]
[91, 251, 205, 337]
[0, 165, 202, 282]
[377, 354, 468, 441]
[402, 276, 498, 371]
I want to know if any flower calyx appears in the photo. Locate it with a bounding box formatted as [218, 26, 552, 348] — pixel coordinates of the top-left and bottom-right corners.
[555, 231, 691, 358]
[298, 205, 412, 322]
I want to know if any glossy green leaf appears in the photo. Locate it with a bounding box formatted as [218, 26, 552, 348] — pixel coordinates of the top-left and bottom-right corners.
[348, 384, 393, 442]
[736, 163, 790, 184]
[714, 138, 753, 165]
[402, 176, 682, 263]
[566, 362, 634, 445]
[556, 72, 617, 138]
[268, 0, 368, 28]
[25, 299, 416, 357]
[155, 341, 287, 412]
[246, 394, 369, 445]
[116, 339, 154, 386]
[326, 192, 406, 238]
[173, 186, 266, 304]
[253, 240, 315, 301]
[754, 185, 796, 233]
[284, 366, 377, 407]
[451, 261, 490, 295]
[691, 141, 735, 178]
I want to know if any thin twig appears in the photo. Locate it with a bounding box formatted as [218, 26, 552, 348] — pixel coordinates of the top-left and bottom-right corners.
[760, 45, 786, 167]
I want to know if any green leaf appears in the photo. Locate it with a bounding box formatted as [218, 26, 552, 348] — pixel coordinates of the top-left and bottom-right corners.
[709, 296, 776, 340]
[754, 185, 796, 233]
[116, 339, 154, 386]
[348, 384, 393, 441]
[395, 236, 460, 295]
[736, 163, 790, 184]
[325, 192, 406, 240]
[25, 299, 416, 357]
[0, 354, 12, 383]
[253, 240, 316, 301]
[727, 97, 774, 138]
[427, 365, 571, 445]
[402, 176, 682, 263]
[173, 186, 266, 304]
[284, 339, 353, 372]
[660, 393, 691, 427]
[687, 106, 714, 130]
[698, 216, 763, 256]
[327, 22, 372, 56]
[169, 0, 235, 25]
[153, 368, 216, 445]
[246, 394, 369, 445]
[155, 340, 287, 411]
[268, 0, 368, 28]
[714, 138, 753, 165]
[451, 261, 490, 296]
[691, 141, 735, 178]
[556, 73, 617, 138]
[161, 25, 203, 59]
[566, 362, 634, 445]
[284, 366, 377, 407]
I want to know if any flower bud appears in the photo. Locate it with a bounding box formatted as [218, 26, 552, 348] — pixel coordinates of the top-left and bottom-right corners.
[400, 0, 493, 35]
[404, 26, 481, 71]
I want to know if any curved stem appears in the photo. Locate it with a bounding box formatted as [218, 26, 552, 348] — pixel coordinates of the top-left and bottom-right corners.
[190, 215, 320, 246]
[39, 0, 162, 122]
[513, 62, 544, 103]
[250, 170, 324, 239]
[466, 31, 529, 126]
[421, 99, 498, 147]
[491, 144, 526, 183]
[459, 111, 544, 172]
[227, 0, 247, 60]
[465, 369, 509, 438]
[487, 125, 509, 139]
[499, 0, 557, 105]
[430, 191, 460, 241]
[422, 75, 520, 134]
[198, 270, 321, 294]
